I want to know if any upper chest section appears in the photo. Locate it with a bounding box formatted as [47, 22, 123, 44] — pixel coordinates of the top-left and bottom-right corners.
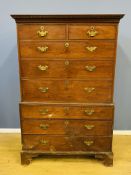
[12, 14, 124, 41]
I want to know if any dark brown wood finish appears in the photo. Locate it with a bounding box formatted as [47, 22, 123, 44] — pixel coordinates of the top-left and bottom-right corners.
[68, 24, 117, 39]
[11, 14, 124, 23]
[21, 79, 113, 102]
[17, 24, 66, 40]
[19, 40, 115, 58]
[20, 103, 114, 120]
[22, 119, 113, 135]
[22, 135, 112, 152]
[11, 14, 124, 166]
[20, 60, 114, 79]
[18, 24, 116, 40]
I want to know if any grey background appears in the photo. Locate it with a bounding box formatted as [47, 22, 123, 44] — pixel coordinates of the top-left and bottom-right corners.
[0, 0, 130, 129]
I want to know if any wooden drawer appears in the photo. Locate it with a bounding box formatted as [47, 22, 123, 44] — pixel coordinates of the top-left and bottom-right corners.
[19, 40, 115, 59]
[22, 119, 112, 135]
[21, 80, 112, 103]
[21, 60, 114, 80]
[20, 103, 114, 120]
[17, 24, 66, 40]
[68, 24, 116, 39]
[22, 135, 112, 152]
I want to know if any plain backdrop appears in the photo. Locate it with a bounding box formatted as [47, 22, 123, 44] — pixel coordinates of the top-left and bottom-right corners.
[0, 0, 130, 129]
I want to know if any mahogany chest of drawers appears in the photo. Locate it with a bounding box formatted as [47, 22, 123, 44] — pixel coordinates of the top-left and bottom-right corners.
[11, 14, 124, 166]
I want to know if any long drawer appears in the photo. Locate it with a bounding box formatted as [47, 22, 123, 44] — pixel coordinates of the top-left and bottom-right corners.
[20, 60, 114, 80]
[19, 40, 115, 59]
[21, 79, 112, 103]
[22, 135, 112, 152]
[20, 103, 114, 120]
[22, 119, 113, 135]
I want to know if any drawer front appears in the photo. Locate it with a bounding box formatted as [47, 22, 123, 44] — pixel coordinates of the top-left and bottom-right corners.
[21, 60, 114, 80]
[19, 40, 115, 59]
[22, 120, 112, 135]
[68, 24, 116, 39]
[18, 24, 66, 40]
[20, 103, 114, 120]
[21, 60, 66, 78]
[22, 135, 112, 152]
[21, 80, 112, 103]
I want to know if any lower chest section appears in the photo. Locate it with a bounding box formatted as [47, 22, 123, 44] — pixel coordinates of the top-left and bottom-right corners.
[20, 103, 113, 152]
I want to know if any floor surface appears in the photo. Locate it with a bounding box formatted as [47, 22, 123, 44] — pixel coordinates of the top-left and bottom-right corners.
[0, 134, 131, 175]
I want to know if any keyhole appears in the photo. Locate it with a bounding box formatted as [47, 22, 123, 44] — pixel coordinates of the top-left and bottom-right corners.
[64, 80, 69, 90]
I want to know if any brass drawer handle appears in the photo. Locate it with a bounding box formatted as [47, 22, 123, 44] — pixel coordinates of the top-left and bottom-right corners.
[84, 109, 95, 116]
[37, 26, 48, 37]
[84, 87, 95, 93]
[40, 124, 49, 130]
[64, 107, 70, 115]
[65, 42, 70, 48]
[40, 139, 48, 145]
[39, 87, 48, 93]
[84, 125, 94, 130]
[38, 65, 48, 71]
[84, 140, 94, 146]
[37, 46, 48, 52]
[85, 65, 96, 72]
[39, 109, 49, 115]
[86, 46, 97, 52]
[65, 60, 70, 66]
[65, 120, 69, 127]
[87, 26, 98, 37]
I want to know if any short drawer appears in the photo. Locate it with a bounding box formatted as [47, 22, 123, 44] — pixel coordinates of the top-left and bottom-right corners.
[20, 103, 114, 120]
[19, 40, 115, 59]
[17, 24, 66, 40]
[21, 80, 112, 103]
[22, 119, 113, 136]
[22, 135, 112, 152]
[68, 24, 117, 39]
[20, 60, 114, 80]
